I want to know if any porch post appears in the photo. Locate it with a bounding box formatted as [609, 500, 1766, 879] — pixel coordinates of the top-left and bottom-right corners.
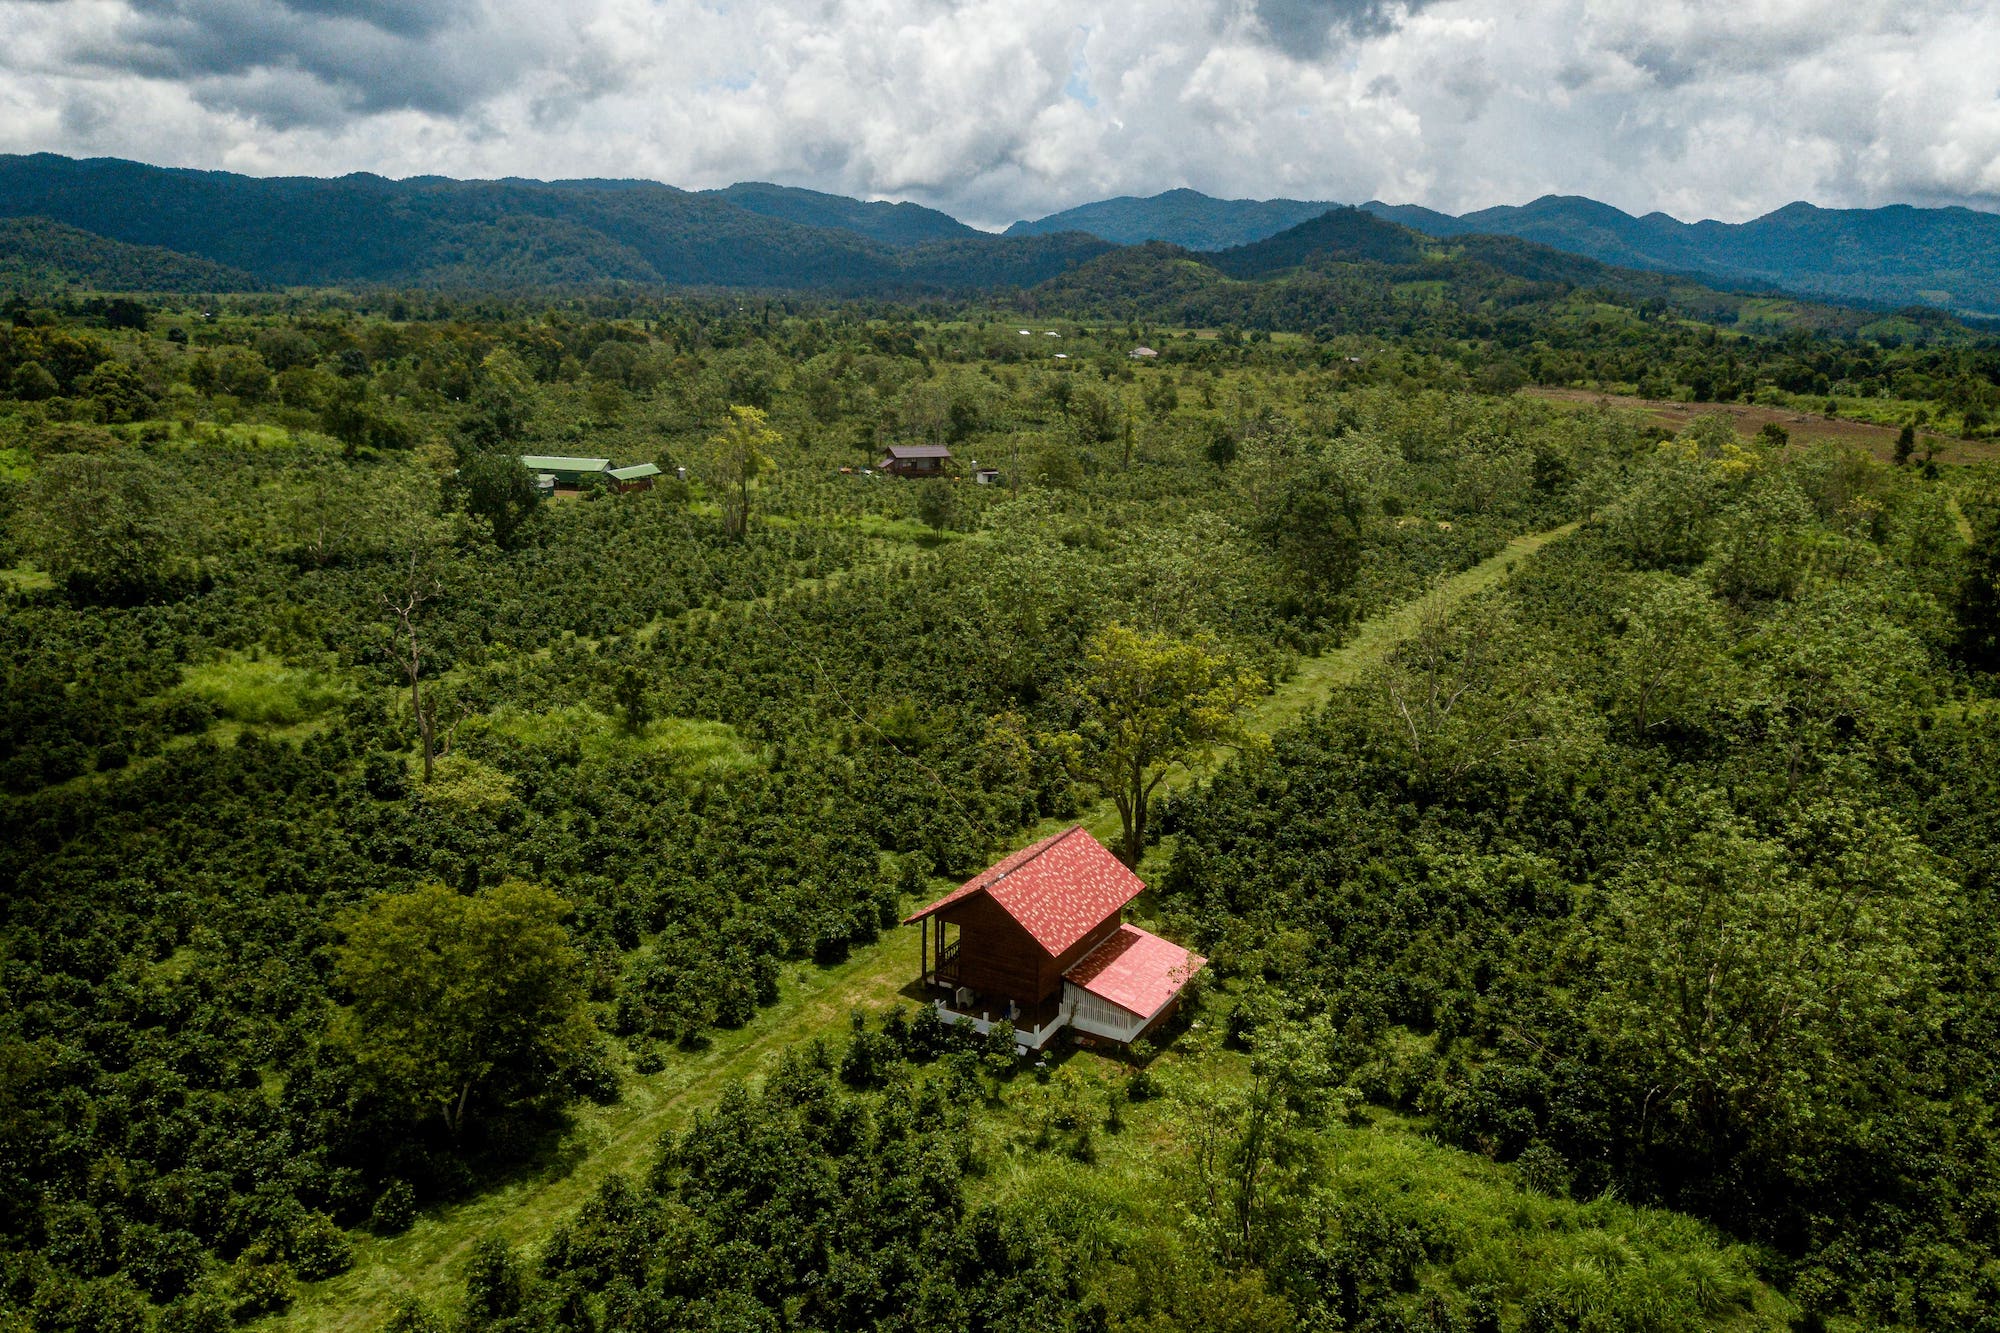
[920, 911, 928, 988]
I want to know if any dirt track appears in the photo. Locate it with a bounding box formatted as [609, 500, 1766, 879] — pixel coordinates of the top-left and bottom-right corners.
[1524, 387, 2000, 467]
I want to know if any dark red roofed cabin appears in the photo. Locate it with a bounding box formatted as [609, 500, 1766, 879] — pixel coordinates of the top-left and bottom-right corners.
[904, 825, 1206, 1051]
[878, 443, 952, 476]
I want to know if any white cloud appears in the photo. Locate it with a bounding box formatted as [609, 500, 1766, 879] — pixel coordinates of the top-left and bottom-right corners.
[0, 0, 1994, 226]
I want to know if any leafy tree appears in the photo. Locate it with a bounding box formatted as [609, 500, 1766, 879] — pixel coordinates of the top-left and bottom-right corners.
[1610, 574, 1729, 738]
[333, 881, 595, 1136]
[1606, 444, 1723, 571]
[1742, 588, 1930, 795]
[1708, 472, 1814, 604]
[1252, 451, 1370, 627]
[915, 480, 960, 537]
[1585, 795, 1947, 1176]
[212, 347, 274, 401]
[456, 349, 534, 455]
[320, 381, 416, 454]
[710, 404, 779, 539]
[1895, 422, 1917, 467]
[1028, 435, 1085, 488]
[15, 452, 187, 599]
[253, 327, 318, 373]
[8, 359, 58, 401]
[1170, 1018, 1333, 1266]
[1062, 625, 1262, 865]
[1204, 419, 1239, 468]
[76, 361, 153, 422]
[450, 452, 539, 549]
[584, 339, 641, 388]
[285, 461, 434, 567]
[101, 297, 149, 331]
[612, 662, 654, 735]
[461, 1237, 525, 1326]
[585, 376, 625, 425]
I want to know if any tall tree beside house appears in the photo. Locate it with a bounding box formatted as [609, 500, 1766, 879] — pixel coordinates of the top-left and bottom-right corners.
[711, 404, 780, 539]
[449, 452, 539, 549]
[1062, 624, 1263, 866]
[333, 881, 596, 1137]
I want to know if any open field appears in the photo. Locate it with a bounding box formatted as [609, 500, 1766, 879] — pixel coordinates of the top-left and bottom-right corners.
[1525, 386, 2000, 466]
[270, 518, 1581, 1332]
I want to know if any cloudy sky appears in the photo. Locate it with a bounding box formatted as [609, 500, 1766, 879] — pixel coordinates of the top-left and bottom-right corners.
[2, 0, 1996, 228]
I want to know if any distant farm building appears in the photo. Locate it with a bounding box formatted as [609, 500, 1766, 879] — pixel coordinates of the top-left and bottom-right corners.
[608, 462, 661, 493]
[519, 455, 663, 496]
[878, 443, 952, 477]
[904, 825, 1207, 1052]
[519, 456, 611, 493]
[974, 467, 1001, 485]
[1128, 346, 1159, 359]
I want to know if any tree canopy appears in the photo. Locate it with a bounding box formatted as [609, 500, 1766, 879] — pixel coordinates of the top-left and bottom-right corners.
[1062, 624, 1263, 865]
[334, 880, 595, 1135]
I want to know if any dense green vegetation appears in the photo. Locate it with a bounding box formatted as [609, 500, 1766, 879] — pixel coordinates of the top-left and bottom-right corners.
[0, 272, 1996, 1332]
[0, 220, 262, 295]
[1159, 441, 1999, 1327]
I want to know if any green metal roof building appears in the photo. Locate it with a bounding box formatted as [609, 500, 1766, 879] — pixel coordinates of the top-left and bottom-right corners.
[519, 456, 611, 486]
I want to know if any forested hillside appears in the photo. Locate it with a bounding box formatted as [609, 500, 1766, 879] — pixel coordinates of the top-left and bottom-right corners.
[700, 183, 978, 247]
[1365, 196, 2000, 318]
[0, 156, 1111, 293]
[0, 220, 263, 294]
[0, 277, 1997, 1332]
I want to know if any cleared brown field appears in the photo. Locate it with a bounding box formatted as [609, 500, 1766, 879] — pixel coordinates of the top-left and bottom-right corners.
[1524, 387, 2000, 467]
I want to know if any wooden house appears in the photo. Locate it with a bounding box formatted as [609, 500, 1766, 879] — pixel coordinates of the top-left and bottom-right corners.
[878, 443, 952, 477]
[904, 825, 1206, 1052]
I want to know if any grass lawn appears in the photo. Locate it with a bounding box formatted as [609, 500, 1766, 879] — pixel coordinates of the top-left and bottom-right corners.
[179, 652, 355, 726]
[0, 562, 53, 593]
[272, 519, 1583, 1331]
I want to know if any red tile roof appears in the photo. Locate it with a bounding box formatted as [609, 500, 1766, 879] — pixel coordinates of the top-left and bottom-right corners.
[1064, 924, 1207, 1020]
[902, 825, 1144, 956]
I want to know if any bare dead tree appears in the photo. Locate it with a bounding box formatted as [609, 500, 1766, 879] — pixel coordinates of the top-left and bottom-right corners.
[380, 549, 443, 782]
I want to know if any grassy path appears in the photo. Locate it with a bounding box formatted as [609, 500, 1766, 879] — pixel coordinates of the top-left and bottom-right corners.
[275, 519, 1578, 1332]
[1949, 493, 1976, 544]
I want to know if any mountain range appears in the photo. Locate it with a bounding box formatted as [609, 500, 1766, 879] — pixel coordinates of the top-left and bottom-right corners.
[0, 154, 1995, 318]
[1016, 190, 2000, 315]
[0, 154, 1094, 292]
[1006, 189, 1340, 251]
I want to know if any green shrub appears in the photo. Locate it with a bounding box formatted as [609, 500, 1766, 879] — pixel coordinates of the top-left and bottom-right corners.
[290, 1212, 353, 1282]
